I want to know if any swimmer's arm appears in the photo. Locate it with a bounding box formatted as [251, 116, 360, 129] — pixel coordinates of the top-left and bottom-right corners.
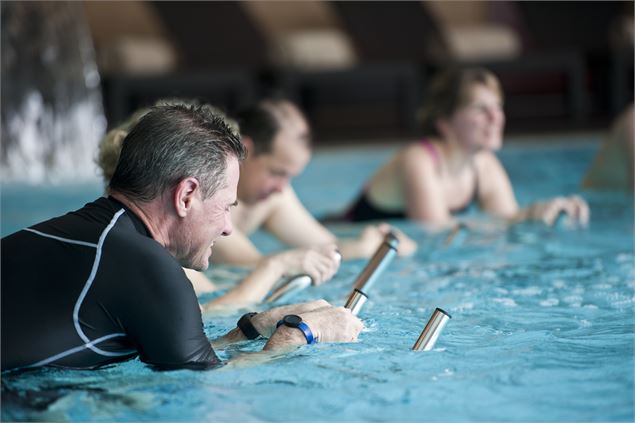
[402, 147, 454, 228]
[212, 302, 362, 368]
[475, 152, 589, 225]
[183, 268, 217, 295]
[263, 186, 336, 248]
[209, 300, 332, 349]
[475, 151, 520, 220]
[201, 257, 285, 311]
[210, 326, 306, 355]
[261, 186, 401, 260]
[211, 327, 308, 369]
[335, 224, 418, 259]
[210, 228, 263, 266]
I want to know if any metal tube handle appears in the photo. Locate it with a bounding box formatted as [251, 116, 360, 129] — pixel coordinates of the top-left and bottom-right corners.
[412, 308, 451, 351]
[352, 231, 399, 293]
[343, 289, 368, 316]
[265, 274, 312, 303]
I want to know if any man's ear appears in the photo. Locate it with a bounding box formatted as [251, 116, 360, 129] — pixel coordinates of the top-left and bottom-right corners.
[173, 177, 200, 218]
[241, 136, 254, 158]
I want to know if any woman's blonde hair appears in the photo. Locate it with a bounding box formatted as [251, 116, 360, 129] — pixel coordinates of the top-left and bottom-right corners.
[95, 100, 240, 187]
[96, 109, 149, 185]
[419, 67, 502, 137]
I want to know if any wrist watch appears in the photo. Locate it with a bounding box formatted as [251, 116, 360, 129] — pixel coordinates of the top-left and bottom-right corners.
[276, 314, 316, 345]
[237, 312, 261, 340]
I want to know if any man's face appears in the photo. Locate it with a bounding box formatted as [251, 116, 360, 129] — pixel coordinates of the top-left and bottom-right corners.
[178, 156, 239, 270]
[238, 106, 311, 205]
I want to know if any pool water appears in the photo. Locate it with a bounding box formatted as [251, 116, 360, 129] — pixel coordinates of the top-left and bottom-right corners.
[2, 137, 633, 422]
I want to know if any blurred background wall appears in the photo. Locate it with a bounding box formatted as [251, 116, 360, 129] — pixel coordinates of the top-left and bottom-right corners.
[89, 0, 633, 139]
[2, 1, 633, 181]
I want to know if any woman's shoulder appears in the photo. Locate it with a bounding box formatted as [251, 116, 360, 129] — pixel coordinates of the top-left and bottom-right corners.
[474, 149, 502, 169]
[397, 141, 440, 174]
[399, 139, 439, 164]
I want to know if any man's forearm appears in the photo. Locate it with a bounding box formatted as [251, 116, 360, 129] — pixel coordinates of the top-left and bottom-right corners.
[202, 257, 285, 311]
[336, 239, 371, 260]
[210, 323, 307, 367]
[263, 325, 308, 351]
[211, 327, 247, 349]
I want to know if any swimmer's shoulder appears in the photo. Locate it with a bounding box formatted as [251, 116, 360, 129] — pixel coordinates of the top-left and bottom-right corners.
[102, 212, 186, 277]
[397, 140, 441, 176]
[474, 150, 502, 171]
[100, 228, 194, 301]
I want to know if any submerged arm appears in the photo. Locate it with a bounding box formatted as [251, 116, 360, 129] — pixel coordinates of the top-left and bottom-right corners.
[476, 152, 589, 226]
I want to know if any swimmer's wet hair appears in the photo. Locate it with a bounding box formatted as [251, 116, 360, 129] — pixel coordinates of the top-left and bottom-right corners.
[419, 67, 503, 138]
[109, 103, 246, 202]
[236, 99, 310, 155]
[235, 104, 279, 155]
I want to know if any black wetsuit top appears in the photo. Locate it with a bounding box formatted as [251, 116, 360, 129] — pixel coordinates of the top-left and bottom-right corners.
[1, 197, 221, 372]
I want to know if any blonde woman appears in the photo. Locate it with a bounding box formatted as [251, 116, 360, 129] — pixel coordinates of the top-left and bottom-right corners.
[344, 67, 589, 228]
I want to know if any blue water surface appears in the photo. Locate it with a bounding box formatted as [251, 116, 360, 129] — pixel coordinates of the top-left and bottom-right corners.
[1, 137, 633, 422]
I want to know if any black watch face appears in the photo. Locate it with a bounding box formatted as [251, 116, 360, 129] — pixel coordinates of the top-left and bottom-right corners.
[283, 314, 302, 327]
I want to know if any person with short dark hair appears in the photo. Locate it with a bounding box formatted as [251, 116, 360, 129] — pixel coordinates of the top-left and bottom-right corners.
[210, 99, 417, 267]
[1, 103, 363, 372]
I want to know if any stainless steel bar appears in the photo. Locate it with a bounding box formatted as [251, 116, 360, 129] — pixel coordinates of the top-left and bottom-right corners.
[412, 308, 451, 351]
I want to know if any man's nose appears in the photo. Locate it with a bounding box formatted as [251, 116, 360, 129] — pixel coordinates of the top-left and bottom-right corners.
[221, 215, 233, 237]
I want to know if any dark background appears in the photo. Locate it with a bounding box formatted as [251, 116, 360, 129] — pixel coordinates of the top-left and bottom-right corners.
[46, 1, 635, 142]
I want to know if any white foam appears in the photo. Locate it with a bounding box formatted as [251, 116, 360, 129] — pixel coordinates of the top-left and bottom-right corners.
[540, 298, 560, 307]
[552, 280, 567, 288]
[493, 298, 517, 307]
[513, 286, 543, 296]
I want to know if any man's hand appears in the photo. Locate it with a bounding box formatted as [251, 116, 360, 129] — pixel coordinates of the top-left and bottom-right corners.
[250, 299, 332, 338]
[528, 195, 590, 226]
[358, 223, 418, 257]
[263, 306, 364, 350]
[273, 244, 341, 286]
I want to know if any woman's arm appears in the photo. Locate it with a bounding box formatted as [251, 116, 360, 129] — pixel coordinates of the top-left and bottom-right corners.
[476, 151, 589, 225]
[474, 151, 520, 219]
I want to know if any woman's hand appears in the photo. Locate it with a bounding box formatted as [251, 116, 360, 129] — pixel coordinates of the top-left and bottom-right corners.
[527, 195, 590, 226]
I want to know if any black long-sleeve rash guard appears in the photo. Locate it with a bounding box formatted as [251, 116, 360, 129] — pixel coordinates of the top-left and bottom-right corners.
[1, 196, 221, 372]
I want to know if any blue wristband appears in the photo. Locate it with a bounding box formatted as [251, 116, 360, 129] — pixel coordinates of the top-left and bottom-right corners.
[276, 315, 317, 345]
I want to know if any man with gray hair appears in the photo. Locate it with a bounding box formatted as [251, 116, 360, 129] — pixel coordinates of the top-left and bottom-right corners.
[1, 104, 363, 372]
